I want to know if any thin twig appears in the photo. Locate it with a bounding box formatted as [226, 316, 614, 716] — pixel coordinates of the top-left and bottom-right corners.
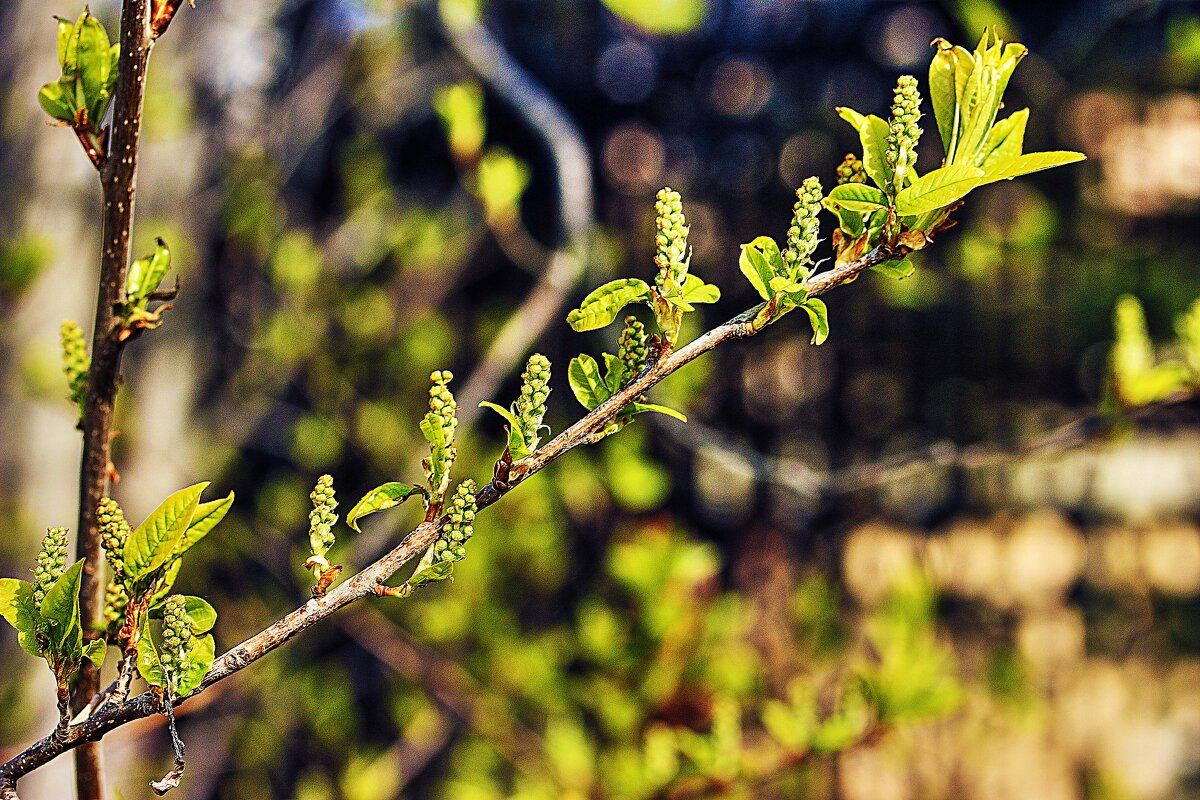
[73, 2, 157, 797]
[0, 246, 889, 786]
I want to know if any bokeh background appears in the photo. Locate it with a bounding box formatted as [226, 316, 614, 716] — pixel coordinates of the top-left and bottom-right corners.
[2, 0, 1200, 798]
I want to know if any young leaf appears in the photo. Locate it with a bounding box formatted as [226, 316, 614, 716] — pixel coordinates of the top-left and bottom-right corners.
[76, 11, 115, 126]
[602, 352, 629, 395]
[124, 483, 208, 580]
[126, 238, 172, 303]
[479, 401, 530, 460]
[38, 82, 74, 123]
[83, 638, 106, 668]
[40, 559, 85, 658]
[978, 108, 1028, 168]
[136, 619, 165, 687]
[978, 151, 1086, 185]
[928, 39, 958, 157]
[405, 559, 456, 593]
[802, 298, 830, 345]
[569, 354, 611, 411]
[180, 596, 216, 635]
[894, 165, 984, 216]
[346, 482, 425, 531]
[827, 184, 888, 213]
[739, 236, 784, 300]
[620, 402, 687, 423]
[566, 279, 652, 332]
[176, 633, 215, 696]
[872, 257, 915, 280]
[838, 109, 894, 194]
[0, 578, 41, 657]
[173, 490, 234, 559]
[679, 274, 721, 304]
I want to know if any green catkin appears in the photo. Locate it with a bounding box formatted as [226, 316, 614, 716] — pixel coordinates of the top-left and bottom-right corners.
[432, 480, 477, 565]
[887, 75, 922, 186]
[783, 177, 823, 275]
[618, 316, 648, 377]
[103, 580, 128, 634]
[97, 497, 130, 579]
[33, 527, 69, 609]
[835, 153, 865, 185]
[308, 475, 337, 567]
[653, 187, 688, 290]
[60, 320, 89, 416]
[429, 370, 458, 440]
[515, 354, 551, 450]
[159, 595, 189, 674]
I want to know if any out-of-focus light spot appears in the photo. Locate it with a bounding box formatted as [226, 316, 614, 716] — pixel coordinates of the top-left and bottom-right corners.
[778, 132, 835, 189]
[602, 121, 666, 194]
[1141, 524, 1200, 596]
[595, 39, 659, 104]
[925, 520, 1003, 601]
[707, 132, 773, 195]
[875, 6, 941, 68]
[843, 523, 920, 605]
[706, 57, 773, 119]
[600, 0, 708, 36]
[1004, 512, 1085, 608]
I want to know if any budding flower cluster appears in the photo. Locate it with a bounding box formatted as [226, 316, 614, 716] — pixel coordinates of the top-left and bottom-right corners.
[784, 177, 823, 274]
[836, 153, 865, 185]
[104, 580, 128, 632]
[618, 316, 648, 378]
[60, 320, 89, 415]
[515, 354, 551, 449]
[887, 75, 922, 182]
[159, 594, 189, 673]
[33, 527, 69, 608]
[433, 480, 477, 565]
[653, 187, 689, 289]
[308, 474, 337, 563]
[429, 370, 458, 440]
[98, 497, 130, 578]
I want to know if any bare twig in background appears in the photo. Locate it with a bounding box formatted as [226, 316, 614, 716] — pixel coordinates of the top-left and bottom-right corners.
[442, 7, 594, 423]
[0, 245, 890, 787]
[73, 2, 156, 798]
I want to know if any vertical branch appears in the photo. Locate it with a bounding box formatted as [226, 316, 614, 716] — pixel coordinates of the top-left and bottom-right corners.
[74, 1, 155, 799]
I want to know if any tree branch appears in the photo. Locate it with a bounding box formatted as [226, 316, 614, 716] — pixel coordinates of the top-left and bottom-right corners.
[73, 1, 156, 798]
[0, 245, 890, 787]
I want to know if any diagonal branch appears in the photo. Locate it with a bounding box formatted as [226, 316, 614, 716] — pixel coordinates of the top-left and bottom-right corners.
[0, 245, 891, 787]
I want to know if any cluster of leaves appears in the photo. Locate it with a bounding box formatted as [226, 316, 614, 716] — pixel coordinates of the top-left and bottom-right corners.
[100, 483, 231, 697]
[1108, 294, 1200, 408]
[121, 237, 176, 333]
[0, 529, 105, 726]
[825, 31, 1084, 273]
[37, 9, 119, 158]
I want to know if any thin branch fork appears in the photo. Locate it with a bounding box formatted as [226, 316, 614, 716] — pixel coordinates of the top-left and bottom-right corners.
[0, 245, 891, 788]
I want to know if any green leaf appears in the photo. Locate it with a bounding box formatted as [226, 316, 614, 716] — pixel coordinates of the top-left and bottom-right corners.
[148, 559, 182, 609]
[174, 491, 234, 559]
[894, 165, 984, 216]
[124, 483, 208, 580]
[83, 638, 106, 668]
[621, 402, 687, 423]
[40, 559, 85, 658]
[479, 401, 530, 460]
[802, 298, 830, 345]
[176, 633, 215, 696]
[38, 82, 74, 123]
[871, 257, 915, 280]
[769, 275, 805, 295]
[75, 11, 114, 128]
[978, 108, 1028, 168]
[860, 116, 894, 193]
[56, 17, 74, 69]
[566, 279, 652, 332]
[406, 559, 455, 593]
[126, 238, 172, 303]
[0, 578, 41, 658]
[568, 354, 611, 411]
[928, 39, 959, 158]
[346, 482, 425, 532]
[827, 183, 888, 213]
[136, 619, 164, 687]
[978, 151, 1086, 185]
[180, 596, 217, 635]
[738, 236, 783, 301]
[824, 199, 865, 238]
[679, 274, 720, 304]
[602, 353, 628, 395]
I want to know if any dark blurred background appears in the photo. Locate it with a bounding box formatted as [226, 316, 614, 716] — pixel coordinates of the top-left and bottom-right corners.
[2, 0, 1200, 797]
